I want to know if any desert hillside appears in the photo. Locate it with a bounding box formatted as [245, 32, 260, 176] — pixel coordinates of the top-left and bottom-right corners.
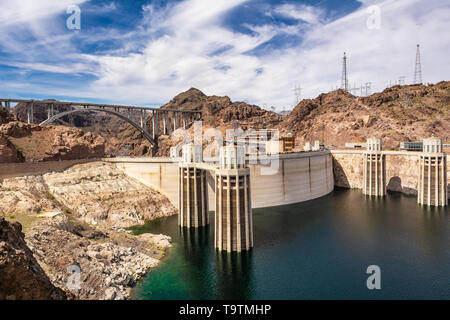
[280, 81, 449, 149]
[0, 107, 105, 162]
[12, 102, 151, 157]
[3, 81, 449, 161]
[161, 87, 282, 129]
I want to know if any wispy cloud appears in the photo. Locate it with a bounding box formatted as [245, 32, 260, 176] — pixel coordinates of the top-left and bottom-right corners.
[274, 4, 325, 25]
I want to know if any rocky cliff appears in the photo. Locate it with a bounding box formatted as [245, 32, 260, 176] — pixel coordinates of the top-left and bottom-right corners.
[281, 82, 450, 149]
[0, 162, 177, 299]
[0, 162, 177, 227]
[160, 87, 282, 129]
[0, 217, 67, 300]
[0, 121, 105, 162]
[13, 102, 152, 158]
[6, 81, 450, 159]
[24, 213, 165, 300]
[0, 106, 15, 125]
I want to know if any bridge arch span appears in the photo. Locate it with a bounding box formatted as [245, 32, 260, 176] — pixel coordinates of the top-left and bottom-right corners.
[39, 107, 156, 147]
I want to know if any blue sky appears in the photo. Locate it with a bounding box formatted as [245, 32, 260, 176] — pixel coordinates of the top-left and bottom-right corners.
[0, 0, 448, 109]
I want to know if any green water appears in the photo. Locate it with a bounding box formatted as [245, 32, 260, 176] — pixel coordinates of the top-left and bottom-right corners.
[131, 189, 450, 299]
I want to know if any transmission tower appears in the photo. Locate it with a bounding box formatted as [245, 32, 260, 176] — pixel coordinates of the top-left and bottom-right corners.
[293, 84, 302, 104]
[341, 52, 348, 91]
[365, 82, 371, 96]
[413, 44, 422, 84]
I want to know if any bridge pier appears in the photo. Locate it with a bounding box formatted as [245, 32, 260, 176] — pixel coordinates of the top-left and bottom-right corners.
[215, 145, 253, 252]
[163, 111, 167, 135]
[363, 138, 385, 197]
[26, 102, 34, 124]
[152, 110, 160, 139]
[173, 112, 177, 131]
[3, 101, 11, 111]
[140, 109, 145, 128]
[418, 137, 447, 206]
[178, 143, 209, 228]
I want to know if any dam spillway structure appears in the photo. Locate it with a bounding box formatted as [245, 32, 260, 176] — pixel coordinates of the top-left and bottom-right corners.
[363, 138, 386, 197]
[178, 143, 209, 228]
[417, 137, 448, 207]
[215, 145, 253, 252]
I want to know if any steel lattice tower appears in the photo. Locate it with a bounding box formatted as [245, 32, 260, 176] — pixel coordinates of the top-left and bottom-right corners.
[414, 44, 422, 84]
[341, 52, 348, 91]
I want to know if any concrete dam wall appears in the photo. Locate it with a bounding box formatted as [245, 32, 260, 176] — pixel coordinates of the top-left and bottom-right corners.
[105, 151, 334, 209]
[332, 150, 450, 199]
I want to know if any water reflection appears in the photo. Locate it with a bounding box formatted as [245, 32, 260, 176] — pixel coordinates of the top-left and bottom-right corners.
[215, 250, 254, 300]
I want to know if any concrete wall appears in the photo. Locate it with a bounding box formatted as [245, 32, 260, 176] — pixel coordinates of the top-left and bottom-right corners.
[249, 152, 333, 208]
[332, 150, 450, 199]
[0, 159, 97, 181]
[105, 151, 334, 209]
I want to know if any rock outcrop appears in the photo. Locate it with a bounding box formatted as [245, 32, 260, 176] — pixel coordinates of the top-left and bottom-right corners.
[280, 82, 450, 149]
[24, 214, 164, 300]
[0, 217, 67, 300]
[0, 133, 24, 163]
[0, 162, 177, 300]
[0, 163, 177, 228]
[0, 121, 105, 162]
[0, 106, 15, 125]
[12, 102, 153, 158]
[160, 87, 282, 129]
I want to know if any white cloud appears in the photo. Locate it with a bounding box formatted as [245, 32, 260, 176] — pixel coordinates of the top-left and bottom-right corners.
[274, 4, 325, 25]
[86, 0, 449, 109]
[0, 0, 85, 27]
[0, 0, 449, 111]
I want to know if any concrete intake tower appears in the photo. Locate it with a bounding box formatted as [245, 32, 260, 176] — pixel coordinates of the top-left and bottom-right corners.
[418, 137, 448, 206]
[363, 138, 386, 197]
[215, 145, 253, 252]
[178, 144, 209, 228]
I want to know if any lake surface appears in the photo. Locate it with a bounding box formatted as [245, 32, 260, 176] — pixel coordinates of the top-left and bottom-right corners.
[131, 189, 450, 299]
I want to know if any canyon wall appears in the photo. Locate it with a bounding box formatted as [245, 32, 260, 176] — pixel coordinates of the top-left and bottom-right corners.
[332, 150, 450, 198]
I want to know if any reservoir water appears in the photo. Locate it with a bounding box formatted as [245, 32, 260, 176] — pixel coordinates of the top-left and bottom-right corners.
[131, 189, 450, 299]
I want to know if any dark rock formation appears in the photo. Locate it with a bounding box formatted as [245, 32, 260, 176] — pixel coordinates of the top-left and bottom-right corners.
[0, 122, 105, 162]
[0, 217, 67, 300]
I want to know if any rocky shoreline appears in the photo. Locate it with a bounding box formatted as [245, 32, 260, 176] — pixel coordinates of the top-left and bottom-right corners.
[0, 162, 177, 300]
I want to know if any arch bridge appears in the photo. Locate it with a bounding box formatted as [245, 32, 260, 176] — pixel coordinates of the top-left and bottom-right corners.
[0, 98, 201, 149]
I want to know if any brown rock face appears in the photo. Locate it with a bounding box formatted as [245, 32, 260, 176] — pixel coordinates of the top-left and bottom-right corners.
[0, 134, 24, 163]
[161, 87, 281, 129]
[154, 88, 282, 156]
[0, 217, 66, 300]
[280, 82, 450, 149]
[0, 106, 15, 125]
[0, 122, 105, 162]
[12, 102, 153, 158]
